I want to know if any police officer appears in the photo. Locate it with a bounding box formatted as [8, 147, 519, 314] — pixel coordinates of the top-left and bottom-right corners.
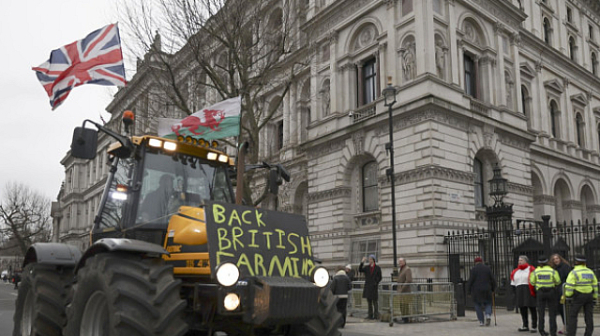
[530, 255, 560, 336]
[564, 255, 598, 336]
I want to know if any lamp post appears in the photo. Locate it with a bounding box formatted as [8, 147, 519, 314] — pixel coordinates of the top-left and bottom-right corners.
[488, 163, 508, 206]
[382, 76, 398, 275]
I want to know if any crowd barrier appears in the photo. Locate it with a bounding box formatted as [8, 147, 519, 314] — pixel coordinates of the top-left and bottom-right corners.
[348, 281, 456, 326]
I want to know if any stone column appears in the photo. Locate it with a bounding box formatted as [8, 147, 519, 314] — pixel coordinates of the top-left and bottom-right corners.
[448, 0, 460, 85]
[458, 41, 465, 89]
[556, 4, 568, 54]
[530, 0, 540, 37]
[414, 0, 435, 75]
[585, 91, 594, 150]
[512, 33, 523, 114]
[386, 0, 397, 86]
[329, 31, 339, 114]
[310, 53, 318, 123]
[536, 62, 547, 134]
[563, 79, 574, 145]
[289, 82, 298, 146]
[356, 62, 364, 106]
[283, 89, 290, 148]
[495, 23, 506, 107]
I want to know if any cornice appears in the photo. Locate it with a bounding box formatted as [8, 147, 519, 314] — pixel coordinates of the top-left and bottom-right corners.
[302, 0, 378, 41]
[507, 182, 534, 196]
[533, 194, 556, 205]
[308, 186, 352, 203]
[380, 165, 475, 187]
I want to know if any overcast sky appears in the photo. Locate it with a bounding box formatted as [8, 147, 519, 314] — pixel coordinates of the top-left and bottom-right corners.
[0, 1, 134, 200]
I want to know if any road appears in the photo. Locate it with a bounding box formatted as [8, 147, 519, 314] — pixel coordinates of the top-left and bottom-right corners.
[0, 279, 16, 333]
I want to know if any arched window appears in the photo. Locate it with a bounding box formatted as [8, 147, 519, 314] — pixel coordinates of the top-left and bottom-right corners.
[569, 36, 577, 61]
[521, 85, 531, 128]
[544, 18, 552, 45]
[362, 161, 378, 212]
[464, 53, 477, 98]
[550, 100, 560, 138]
[592, 52, 598, 76]
[576, 113, 585, 148]
[474, 158, 484, 207]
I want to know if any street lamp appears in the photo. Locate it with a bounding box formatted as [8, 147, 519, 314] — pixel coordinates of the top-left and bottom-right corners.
[382, 76, 398, 275]
[488, 163, 508, 206]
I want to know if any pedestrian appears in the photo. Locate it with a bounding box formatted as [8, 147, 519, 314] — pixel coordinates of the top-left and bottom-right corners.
[467, 256, 496, 327]
[530, 255, 561, 336]
[511, 255, 537, 332]
[345, 264, 356, 282]
[396, 257, 413, 323]
[359, 254, 382, 320]
[550, 253, 571, 334]
[330, 266, 352, 328]
[563, 255, 598, 336]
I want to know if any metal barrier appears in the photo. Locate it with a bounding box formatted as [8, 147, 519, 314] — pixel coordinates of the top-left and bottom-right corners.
[348, 281, 457, 326]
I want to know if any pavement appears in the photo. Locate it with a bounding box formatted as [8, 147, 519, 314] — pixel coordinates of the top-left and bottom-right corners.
[341, 309, 597, 336]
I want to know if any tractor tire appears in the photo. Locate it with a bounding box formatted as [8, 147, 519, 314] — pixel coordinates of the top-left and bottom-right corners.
[64, 253, 187, 336]
[288, 288, 342, 336]
[13, 263, 74, 336]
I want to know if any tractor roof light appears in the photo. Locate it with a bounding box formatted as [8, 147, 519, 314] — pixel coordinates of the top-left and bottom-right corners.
[207, 152, 218, 161]
[218, 154, 229, 163]
[148, 139, 162, 148]
[163, 141, 177, 151]
[224, 293, 240, 311]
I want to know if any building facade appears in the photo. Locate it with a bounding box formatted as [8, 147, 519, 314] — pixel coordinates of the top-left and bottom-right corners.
[53, 0, 600, 278]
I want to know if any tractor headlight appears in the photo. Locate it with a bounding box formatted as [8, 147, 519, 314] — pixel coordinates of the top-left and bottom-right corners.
[224, 293, 240, 311]
[216, 263, 239, 287]
[313, 267, 329, 287]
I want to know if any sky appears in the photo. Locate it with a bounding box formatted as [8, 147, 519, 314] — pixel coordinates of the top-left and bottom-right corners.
[0, 1, 133, 200]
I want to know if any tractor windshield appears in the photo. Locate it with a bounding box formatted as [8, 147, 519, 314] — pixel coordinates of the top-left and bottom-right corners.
[136, 150, 233, 226]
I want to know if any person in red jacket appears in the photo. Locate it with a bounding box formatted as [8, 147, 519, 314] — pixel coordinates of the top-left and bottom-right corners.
[511, 255, 537, 332]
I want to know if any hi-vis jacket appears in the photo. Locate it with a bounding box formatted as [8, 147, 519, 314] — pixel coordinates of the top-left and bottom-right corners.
[564, 265, 598, 299]
[529, 265, 560, 290]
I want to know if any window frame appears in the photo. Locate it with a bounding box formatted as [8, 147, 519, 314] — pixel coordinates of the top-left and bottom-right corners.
[474, 158, 485, 208]
[362, 58, 377, 106]
[362, 161, 378, 212]
[464, 53, 477, 98]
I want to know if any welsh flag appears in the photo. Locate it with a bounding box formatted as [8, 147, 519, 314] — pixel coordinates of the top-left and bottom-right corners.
[158, 96, 241, 140]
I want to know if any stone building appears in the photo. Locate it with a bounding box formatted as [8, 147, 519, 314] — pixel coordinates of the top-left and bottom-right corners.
[52, 0, 600, 278]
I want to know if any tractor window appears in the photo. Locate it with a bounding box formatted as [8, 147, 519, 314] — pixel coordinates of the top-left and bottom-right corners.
[136, 151, 233, 226]
[97, 157, 135, 229]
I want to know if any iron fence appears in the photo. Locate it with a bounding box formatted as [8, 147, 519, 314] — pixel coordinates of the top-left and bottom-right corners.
[446, 217, 600, 308]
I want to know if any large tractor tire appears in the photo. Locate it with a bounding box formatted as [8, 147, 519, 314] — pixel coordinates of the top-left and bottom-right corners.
[288, 288, 343, 336]
[13, 263, 74, 336]
[64, 253, 188, 336]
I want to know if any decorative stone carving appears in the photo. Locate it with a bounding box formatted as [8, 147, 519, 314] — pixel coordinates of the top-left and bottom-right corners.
[534, 195, 556, 205]
[352, 131, 365, 155]
[435, 36, 447, 80]
[320, 79, 331, 116]
[505, 72, 514, 108]
[464, 21, 478, 45]
[379, 165, 476, 186]
[355, 25, 376, 51]
[401, 40, 416, 81]
[328, 30, 338, 45]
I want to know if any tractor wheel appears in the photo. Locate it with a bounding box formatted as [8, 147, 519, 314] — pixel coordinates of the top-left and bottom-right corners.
[288, 288, 343, 336]
[64, 253, 187, 336]
[13, 263, 74, 336]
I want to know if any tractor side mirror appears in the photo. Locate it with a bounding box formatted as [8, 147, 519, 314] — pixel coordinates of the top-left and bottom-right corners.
[71, 127, 98, 160]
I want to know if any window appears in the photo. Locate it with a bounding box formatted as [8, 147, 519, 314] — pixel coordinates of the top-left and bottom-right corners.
[464, 54, 477, 98]
[521, 85, 531, 123]
[362, 58, 377, 105]
[550, 101, 560, 138]
[590, 24, 594, 40]
[474, 158, 484, 207]
[277, 120, 284, 150]
[592, 53, 598, 76]
[544, 18, 552, 45]
[576, 113, 585, 147]
[402, 0, 413, 16]
[567, 7, 573, 23]
[569, 36, 576, 61]
[362, 161, 378, 212]
[597, 124, 600, 150]
[351, 239, 380, 264]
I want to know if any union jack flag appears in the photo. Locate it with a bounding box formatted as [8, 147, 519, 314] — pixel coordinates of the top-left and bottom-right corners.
[32, 23, 127, 110]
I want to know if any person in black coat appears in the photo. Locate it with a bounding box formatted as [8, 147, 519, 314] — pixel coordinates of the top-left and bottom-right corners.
[551, 253, 571, 334]
[467, 257, 496, 327]
[331, 266, 352, 328]
[359, 254, 382, 320]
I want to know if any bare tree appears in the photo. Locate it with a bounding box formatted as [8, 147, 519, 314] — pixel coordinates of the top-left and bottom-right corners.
[0, 182, 52, 255]
[119, 0, 311, 205]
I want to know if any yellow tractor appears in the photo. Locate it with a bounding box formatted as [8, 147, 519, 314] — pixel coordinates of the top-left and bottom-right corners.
[13, 113, 341, 336]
